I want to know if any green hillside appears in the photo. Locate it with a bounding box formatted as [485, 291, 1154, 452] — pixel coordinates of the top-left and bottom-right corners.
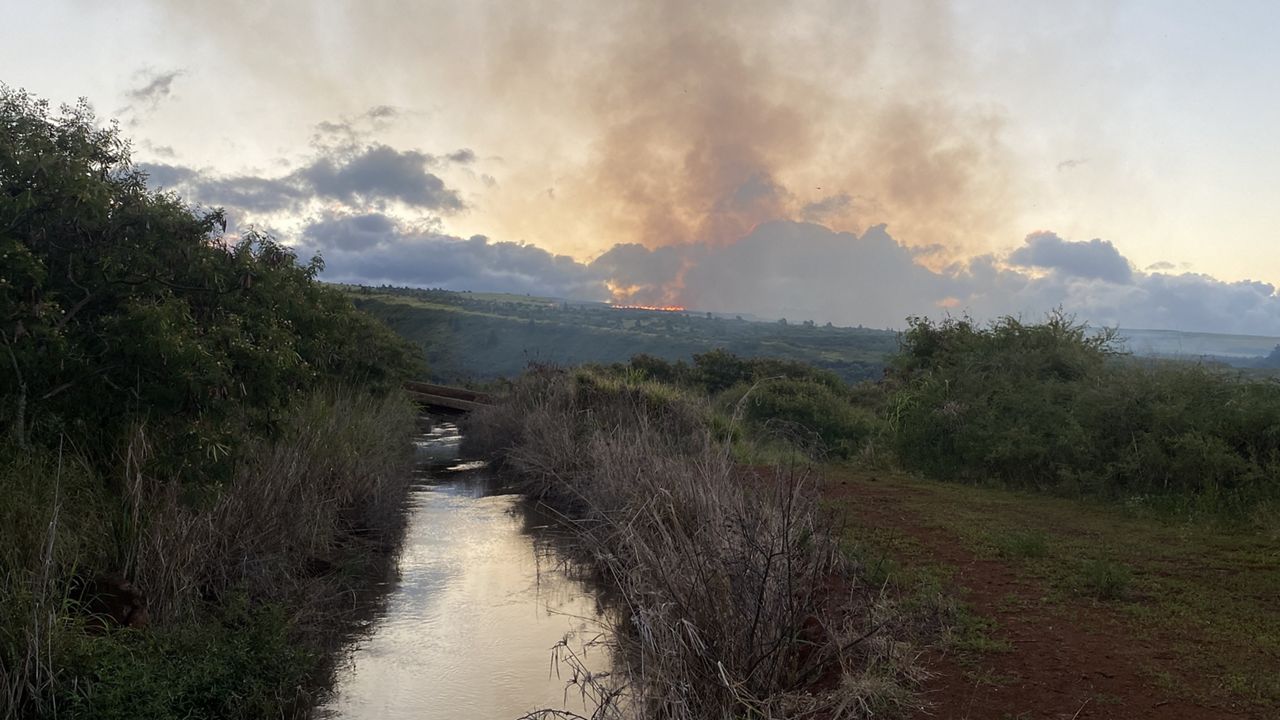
[343, 286, 899, 383]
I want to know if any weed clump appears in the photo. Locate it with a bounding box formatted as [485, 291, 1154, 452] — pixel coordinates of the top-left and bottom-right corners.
[1077, 559, 1133, 601]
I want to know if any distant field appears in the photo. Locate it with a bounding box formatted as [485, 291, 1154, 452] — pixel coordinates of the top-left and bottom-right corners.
[1119, 327, 1280, 360]
[342, 286, 900, 383]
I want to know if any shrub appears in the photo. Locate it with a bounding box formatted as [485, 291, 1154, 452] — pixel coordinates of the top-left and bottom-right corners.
[0, 87, 423, 479]
[722, 378, 882, 459]
[0, 87, 424, 720]
[888, 312, 1280, 518]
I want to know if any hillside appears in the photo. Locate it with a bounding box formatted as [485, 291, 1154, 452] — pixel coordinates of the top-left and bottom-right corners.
[344, 286, 900, 383]
[1118, 327, 1280, 361]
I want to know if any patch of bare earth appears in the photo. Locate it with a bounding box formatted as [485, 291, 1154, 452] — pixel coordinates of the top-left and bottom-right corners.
[825, 473, 1266, 720]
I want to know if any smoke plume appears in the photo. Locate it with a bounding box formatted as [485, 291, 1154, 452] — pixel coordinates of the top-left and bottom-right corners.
[145, 0, 1016, 303]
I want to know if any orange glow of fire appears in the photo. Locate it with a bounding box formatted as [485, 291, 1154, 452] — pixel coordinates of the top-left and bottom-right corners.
[609, 304, 687, 312]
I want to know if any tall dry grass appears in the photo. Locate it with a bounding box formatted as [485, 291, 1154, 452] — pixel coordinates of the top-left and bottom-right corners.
[0, 388, 417, 719]
[464, 369, 926, 720]
[126, 389, 416, 624]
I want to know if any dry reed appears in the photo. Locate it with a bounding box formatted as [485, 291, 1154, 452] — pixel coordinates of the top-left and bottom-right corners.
[464, 369, 926, 720]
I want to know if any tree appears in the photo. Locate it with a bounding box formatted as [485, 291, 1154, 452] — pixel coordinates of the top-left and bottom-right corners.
[0, 88, 422, 476]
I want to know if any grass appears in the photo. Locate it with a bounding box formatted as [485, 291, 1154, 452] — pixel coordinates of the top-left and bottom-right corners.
[825, 467, 1280, 711]
[989, 529, 1050, 560]
[1076, 558, 1133, 601]
[463, 368, 929, 719]
[0, 390, 418, 719]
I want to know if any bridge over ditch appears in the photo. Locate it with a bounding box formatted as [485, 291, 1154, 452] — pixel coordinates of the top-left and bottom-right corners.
[403, 380, 492, 414]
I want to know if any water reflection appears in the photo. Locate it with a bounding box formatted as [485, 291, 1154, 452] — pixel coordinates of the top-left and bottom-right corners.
[320, 421, 612, 720]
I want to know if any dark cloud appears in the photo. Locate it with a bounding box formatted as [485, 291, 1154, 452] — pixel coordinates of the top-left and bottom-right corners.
[360, 220, 1278, 335]
[139, 140, 177, 158]
[1008, 232, 1133, 284]
[122, 68, 184, 113]
[140, 162, 196, 189]
[298, 212, 609, 300]
[446, 148, 476, 164]
[1056, 158, 1088, 171]
[801, 193, 853, 222]
[139, 143, 464, 216]
[140, 162, 305, 212]
[589, 243, 692, 303]
[1146, 260, 1177, 271]
[302, 212, 399, 251]
[195, 176, 308, 213]
[136, 144, 1280, 334]
[297, 145, 464, 210]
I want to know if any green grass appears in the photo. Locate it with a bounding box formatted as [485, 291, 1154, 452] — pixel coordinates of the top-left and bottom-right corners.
[1076, 558, 1133, 601]
[989, 528, 1050, 559]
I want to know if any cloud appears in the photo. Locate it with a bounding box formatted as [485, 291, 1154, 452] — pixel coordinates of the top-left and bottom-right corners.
[446, 148, 476, 164]
[298, 212, 610, 300]
[278, 206, 1280, 334]
[140, 143, 464, 216]
[297, 145, 464, 210]
[1008, 232, 1133, 284]
[301, 212, 400, 251]
[141, 162, 306, 212]
[117, 67, 185, 127]
[131, 145, 1280, 335]
[122, 68, 183, 111]
[589, 243, 693, 302]
[365, 105, 397, 121]
[140, 162, 196, 190]
[146, 1, 1018, 260]
[801, 193, 853, 222]
[313, 105, 402, 147]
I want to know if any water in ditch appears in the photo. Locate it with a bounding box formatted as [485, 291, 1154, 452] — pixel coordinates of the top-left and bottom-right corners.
[319, 420, 613, 719]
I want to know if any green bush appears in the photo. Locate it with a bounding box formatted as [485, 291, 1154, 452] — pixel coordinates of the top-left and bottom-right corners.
[722, 378, 881, 459]
[888, 312, 1280, 517]
[0, 88, 424, 719]
[0, 87, 423, 479]
[55, 596, 312, 720]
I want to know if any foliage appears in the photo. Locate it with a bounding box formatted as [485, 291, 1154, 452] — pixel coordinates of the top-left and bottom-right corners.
[0, 88, 423, 719]
[888, 312, 1280, 517]
[1076, 558, 1132, 601]
[720, 378, 881, 459]
[54, 596, 312, 720]
[462, 368, 924, 719]
[0, 87, 422, 478]
[1, 390, 416, 719]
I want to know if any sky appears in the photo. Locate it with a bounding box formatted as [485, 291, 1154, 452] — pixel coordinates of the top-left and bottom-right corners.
[5, 0, 1280, 333]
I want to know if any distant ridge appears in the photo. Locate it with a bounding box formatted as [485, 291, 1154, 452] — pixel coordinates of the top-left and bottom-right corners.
[1116, 327, 1280, 360]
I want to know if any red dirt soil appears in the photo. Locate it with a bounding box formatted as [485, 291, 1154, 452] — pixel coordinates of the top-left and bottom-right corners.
[825, 476, 1265, 720]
